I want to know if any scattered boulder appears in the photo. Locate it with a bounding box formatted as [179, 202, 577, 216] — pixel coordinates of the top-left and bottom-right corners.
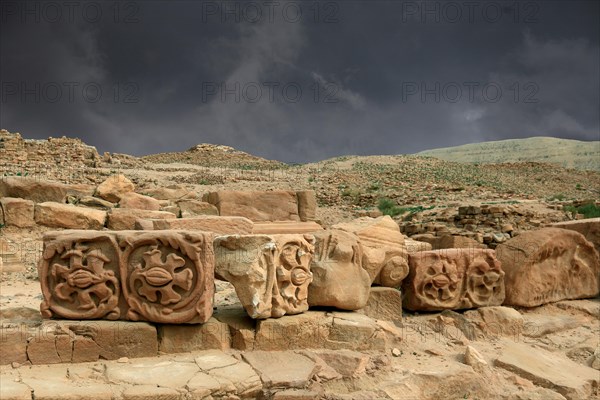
[34, 202, 106, 229]
[177, 199, 219, 217]
[107, 208, 175, 230]
[497, 228, 600, 307]
[77, 196, 115, 210]
[464, 345, 489, 373]
[118, 192, 161, 211]
[95, 174, 135, 202]
[0, 177, 94, 203]
[0, 197, 34, 227]
[308, 230, 371, 310]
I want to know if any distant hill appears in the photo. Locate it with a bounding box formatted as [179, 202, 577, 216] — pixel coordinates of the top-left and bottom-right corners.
[141, 143, 285, 169]
[418, 137, 600, 171]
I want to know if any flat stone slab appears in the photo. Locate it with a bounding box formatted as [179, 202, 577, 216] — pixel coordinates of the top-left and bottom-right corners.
[106, 359, 200, 388]
[242, 351, 318, 388]
[495, 341, 599, 400]
[523, 314, 588, 337]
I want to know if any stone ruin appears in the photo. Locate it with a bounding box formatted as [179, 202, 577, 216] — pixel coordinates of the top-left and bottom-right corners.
[1, 175, 599, 386]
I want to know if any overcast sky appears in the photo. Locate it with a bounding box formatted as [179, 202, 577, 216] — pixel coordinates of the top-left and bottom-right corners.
[1, 0, 598, 162]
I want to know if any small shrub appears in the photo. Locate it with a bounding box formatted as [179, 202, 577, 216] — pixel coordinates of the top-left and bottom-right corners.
[565, 203, 600, 219]
[378, 198, 404, 217]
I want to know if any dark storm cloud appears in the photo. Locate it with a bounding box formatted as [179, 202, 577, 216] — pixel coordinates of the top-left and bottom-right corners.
[1, 0, 598, 163]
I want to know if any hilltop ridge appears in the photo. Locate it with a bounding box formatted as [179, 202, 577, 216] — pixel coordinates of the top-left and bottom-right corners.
[418, 136, 600, 171]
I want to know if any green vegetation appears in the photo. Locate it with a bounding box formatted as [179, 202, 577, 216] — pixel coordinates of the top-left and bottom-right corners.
[377, 198, 404, 217]
[564, 203, 600, 219]
[548, 193, 566, 201]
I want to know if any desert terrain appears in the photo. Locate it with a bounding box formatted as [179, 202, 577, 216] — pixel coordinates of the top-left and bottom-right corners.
[0, 129, 599, 400]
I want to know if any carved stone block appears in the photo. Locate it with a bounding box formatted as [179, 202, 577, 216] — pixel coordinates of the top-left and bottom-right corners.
[214, 234, 314, 319]
[333, 216, 409, 287]
[497, 228, 600, 307]
[308, 229, 371, 310]
[39, 230, 214, 324]
[402, 248, 505, 311]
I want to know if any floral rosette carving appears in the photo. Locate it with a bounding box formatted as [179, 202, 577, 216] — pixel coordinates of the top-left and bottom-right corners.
[464, 256, 505, 307]
[40, 237, 120, 320]
[120, 232, 213, 324]
[271, 235, 315, 317]
[417, 256, 462, 308]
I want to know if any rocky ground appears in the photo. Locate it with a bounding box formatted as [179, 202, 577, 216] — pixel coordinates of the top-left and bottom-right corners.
[1, 136, 599, 399]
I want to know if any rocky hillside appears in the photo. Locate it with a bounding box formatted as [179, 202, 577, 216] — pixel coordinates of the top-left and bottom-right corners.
[418, 137, 600, 171]
[141, 143, 285, 169]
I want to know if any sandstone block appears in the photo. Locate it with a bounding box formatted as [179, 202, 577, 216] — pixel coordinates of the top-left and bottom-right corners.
[497, 228, 600, 307]
[308, 229, 371, 310]
[0, 177, 94, 203]
[151, 215, 254, 234]
[405, 238, 433, 253]
[39, 230, 214, 324]
[35, 202, 106, 229]
[333, 216, 409, 287]
[0, 326, 28, 365]
[107, 208, 176, 230]
[95, 174, 135, 202]
[0, 197, 34, 227]
[253, 221, 323, 234]
[215, 234, 314, 319]
[143, 185, 197, 200]
[177, 199, 219, 217]
[552, 218, 600, 256]
[158, 317, 231, 353]
[118, 192, 161, 211]
[205, 190, 300, 221]
[78, 196, 115, 210]
[361, 287, 403, 321]
[436, 235, 487, 250]
[296, 190, 317, 222]
[402, 248, 505, 311]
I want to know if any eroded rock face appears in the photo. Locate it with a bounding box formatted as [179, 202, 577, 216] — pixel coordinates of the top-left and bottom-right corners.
[497, 228, 600, 307]
[214, 234, 314, 319]
[308, 230, 371, 310]
[402, 249, 505, 311]
[0, 197, 35, 228]
[39, 230, 214, 324]
[333, 216, 409, 287]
